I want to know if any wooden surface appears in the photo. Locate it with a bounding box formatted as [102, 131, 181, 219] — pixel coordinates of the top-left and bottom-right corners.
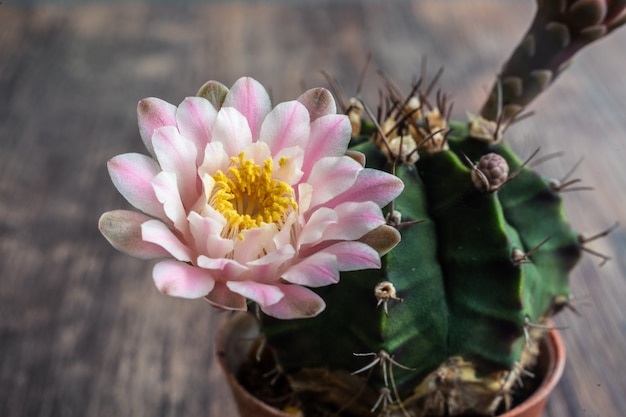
[1, 1, 625, 416]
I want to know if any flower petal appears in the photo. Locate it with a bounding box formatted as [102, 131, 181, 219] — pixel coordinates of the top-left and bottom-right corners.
[297, 87, 336, 122]
[302, 114, 352, 174]
[247, 243, 296, 281]
[176, 96, 218, 164]
[199, 142, 230, 178]
[196, 80, 229, 110]
[320, 200, 386, 241]
[107, 153, 164, 219]
[297, 207, 337, 247]
[152, 171, 188, 233]
[281, 251, 339, 287]
[153, 260, 215, 298]
[260, 284, 325, 319]
[197, 255, 249, 280]
[272, 146, 304, 185]
[137, 98, 177, 156]
[152, 126, 199, 209]
[233, 223, 278, 264]
[98, 210, 169, 259]
[141, 219, 192, 262]
[325, 167, 404, 208]
[322, 241, 382, 270]
[205, 282, 247, 310]
[358, 225, 401, 256]
[259, 100, 310, 153]
[188, 211, 233, 259]
[226, 281, 284, 308]
[211, 107, 253, 156]
[305, 156, 362, 208]
[223, 77, 271, 141]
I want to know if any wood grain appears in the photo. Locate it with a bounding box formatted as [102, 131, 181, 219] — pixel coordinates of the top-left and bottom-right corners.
[1, 2, 624, 416]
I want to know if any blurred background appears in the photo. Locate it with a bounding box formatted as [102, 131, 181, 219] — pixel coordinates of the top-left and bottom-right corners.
[1, 1, 625, 416]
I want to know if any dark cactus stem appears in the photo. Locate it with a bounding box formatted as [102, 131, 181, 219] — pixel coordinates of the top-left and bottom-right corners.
[480, 0, 626, 120]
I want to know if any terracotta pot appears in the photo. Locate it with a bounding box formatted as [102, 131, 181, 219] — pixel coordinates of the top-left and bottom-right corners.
[217, 313, 565, 417]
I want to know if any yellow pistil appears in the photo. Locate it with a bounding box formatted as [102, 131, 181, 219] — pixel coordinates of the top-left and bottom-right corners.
[210, 152, 297, 240]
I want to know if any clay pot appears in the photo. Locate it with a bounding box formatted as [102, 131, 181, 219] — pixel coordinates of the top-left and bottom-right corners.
[217, 313, 565, 417]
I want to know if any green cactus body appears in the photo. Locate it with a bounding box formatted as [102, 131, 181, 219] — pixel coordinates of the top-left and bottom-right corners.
[251, 1, 626, 414]
[259, 118, 582, 416]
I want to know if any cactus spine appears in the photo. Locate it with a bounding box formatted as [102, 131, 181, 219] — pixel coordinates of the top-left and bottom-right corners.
[244, 2, 624, 416]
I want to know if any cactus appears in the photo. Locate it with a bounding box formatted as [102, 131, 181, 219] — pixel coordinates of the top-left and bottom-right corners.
[243, 2, 625, 416]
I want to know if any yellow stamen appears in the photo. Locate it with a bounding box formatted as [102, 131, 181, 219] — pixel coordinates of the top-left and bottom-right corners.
[210, 152, 297, 240]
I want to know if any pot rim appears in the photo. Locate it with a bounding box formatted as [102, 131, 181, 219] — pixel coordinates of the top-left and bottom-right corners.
[498, 324, 565, 417]
[217, 313, 566, 417]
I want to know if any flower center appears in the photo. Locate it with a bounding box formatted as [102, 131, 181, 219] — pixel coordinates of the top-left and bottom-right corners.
[211, 152, 297, 239]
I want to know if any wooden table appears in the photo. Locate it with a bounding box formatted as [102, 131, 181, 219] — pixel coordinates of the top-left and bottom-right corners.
[1, 1, 625, 416]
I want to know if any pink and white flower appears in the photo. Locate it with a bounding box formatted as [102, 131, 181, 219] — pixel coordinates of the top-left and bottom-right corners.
[99, 77, 403, 319]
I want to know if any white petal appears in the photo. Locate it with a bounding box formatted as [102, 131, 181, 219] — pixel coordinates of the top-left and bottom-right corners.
[226, 281, 284, 308]
[305, 156, 362, 208]
[212, 107, 253, 156]
[197, 255, 249, 280]
[187, 211, 233, 259]
[152, 171, 188, 234]
[322, 241, 381, 270]
[141, 219, 192, 262]
[281, 251, 339, 287]
[259, 101, 310, 153]
[297, 207, 337, 247]
[260, 284, 325, 319]
[107, 153, 164, 219]
[321, 201, 386, 241]
[232, 223, 278, 264]
[153, 260, 215, 298]
[176, 96, 217, 164]
[223, 77, 272, 141]
[152, 126, 199, 209]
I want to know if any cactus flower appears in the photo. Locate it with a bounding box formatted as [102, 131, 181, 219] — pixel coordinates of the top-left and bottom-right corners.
[99, 77, 403, 319]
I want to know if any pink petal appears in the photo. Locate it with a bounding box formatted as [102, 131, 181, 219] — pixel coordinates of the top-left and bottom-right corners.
[176, 96, 218, 165]
[211, 107, 253, 156]
[325, 168, 404, 209]
[297, 207, 337, 247]
[223, 77, 272, 141]
[152, 171, 188, 233]
[226, 281, 284, 307]
[296, 88, 337, 122]
[187, 211, 233, 259]
[137, 98, 177, 156]
[259, 101, 310, 153]
[247, 243, 296, 281]
[305, 156, 362, 208]
[260, 284, 325, 319]
[302, 114, 352, 174]
[320, 201, 386, 241]
[281, 251, 339, 287]
[141, 219, 192, 262]
[205, 281, 247, 310]
[153, 260, 215, 298]
[107, 153, 164, 219]
[322, 241, 381, 271]
[152, 126, 199, 209]
[98, 210, 170, 259]
[197, 255, 249, 280]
